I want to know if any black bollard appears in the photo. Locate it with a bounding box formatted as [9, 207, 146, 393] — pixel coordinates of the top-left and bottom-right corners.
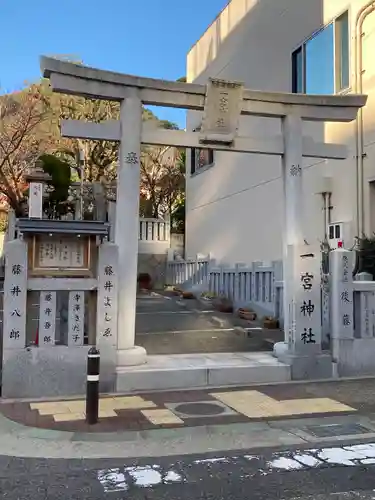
[86, 346, 100, 424]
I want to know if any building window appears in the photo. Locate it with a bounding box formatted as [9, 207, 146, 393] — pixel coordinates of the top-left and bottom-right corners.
[292, 46, 304, 93]
[190, 126, 215, 174]
[292, 10, 349, 95]
[335, 11, 350, 91]
[191, 148, 214, 175]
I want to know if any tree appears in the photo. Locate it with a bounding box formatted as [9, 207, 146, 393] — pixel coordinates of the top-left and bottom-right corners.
[57, 96, 161, 183]
[0, 78, 184, 221]
[140, 145, 185, 218]
[170, 150, 186, 232]
[0, 83, 53, 215]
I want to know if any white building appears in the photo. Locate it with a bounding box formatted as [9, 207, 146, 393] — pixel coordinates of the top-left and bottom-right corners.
[186, 0, 375, 265]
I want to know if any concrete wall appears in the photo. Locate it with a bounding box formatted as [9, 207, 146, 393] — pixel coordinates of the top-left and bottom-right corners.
[185, 0, 375, 265]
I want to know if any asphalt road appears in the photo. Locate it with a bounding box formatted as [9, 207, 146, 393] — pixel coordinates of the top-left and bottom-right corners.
[3, 444, 375, 499]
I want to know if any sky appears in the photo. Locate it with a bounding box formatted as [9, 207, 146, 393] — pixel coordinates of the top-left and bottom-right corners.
[0, 0, 229, 128]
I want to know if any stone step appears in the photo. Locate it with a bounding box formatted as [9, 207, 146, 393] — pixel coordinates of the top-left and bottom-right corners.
[115, 352, 291, 392]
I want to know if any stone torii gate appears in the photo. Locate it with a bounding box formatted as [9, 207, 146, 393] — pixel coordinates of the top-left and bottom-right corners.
[41, 56, 366, 379]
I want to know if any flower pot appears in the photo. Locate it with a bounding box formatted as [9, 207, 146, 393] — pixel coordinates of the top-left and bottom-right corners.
[238, 308, 257, 321]
[263, 318, 279, 329]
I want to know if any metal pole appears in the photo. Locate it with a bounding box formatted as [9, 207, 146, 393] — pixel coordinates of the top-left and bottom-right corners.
[86, 346, 100, 424]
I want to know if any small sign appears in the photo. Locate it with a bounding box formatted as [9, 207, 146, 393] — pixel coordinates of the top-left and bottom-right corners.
[199, 78, 244, 144]
[68, 291, 85, 346]
[31, 235, 90, 276]
[38, 291, 57, 346]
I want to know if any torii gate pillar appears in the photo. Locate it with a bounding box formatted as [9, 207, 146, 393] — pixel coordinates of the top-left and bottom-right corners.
[115, 90, 147, 366]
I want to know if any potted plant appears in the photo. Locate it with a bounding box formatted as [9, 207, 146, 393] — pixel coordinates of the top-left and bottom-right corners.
[263, 316, 279, 329]
[238, 308, 257, 321]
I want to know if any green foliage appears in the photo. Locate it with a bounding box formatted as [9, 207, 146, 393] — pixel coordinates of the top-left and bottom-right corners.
[37, 154, 72, 217]
[171, 197, 185, 233]
[356, 235, 375, 279]
[158, 120, 179, 130]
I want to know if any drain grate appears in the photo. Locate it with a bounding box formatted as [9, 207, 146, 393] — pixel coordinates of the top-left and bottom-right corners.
[304, 423, 372, 438]
[165, 401, 237, 419]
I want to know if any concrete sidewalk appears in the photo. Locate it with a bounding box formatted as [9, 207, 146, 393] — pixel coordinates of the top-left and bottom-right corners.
[1, 377, 375, 459]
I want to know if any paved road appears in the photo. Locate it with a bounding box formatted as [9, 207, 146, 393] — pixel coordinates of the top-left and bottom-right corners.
[4, 442, 375, 499]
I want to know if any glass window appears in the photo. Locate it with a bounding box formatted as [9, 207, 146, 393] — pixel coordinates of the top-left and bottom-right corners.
[292, 47, 304, 93]
[292, 11, 349, 94]
[191, 148, 214, 175]
[336, 11, 350, 91]
[305, 24, 335, 94]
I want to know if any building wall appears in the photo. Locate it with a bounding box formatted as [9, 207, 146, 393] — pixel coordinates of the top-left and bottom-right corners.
[185, 0, 375, 265]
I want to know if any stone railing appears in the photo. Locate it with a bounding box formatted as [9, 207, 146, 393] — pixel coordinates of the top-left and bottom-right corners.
[166, 255, 283, 320]
[139, 217, 170, 242]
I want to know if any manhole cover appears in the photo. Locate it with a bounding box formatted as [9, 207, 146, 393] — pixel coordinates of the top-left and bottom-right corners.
[304, 423, 371, 438]
[175, 402, 225, 416]
[165, 400, 237, 419]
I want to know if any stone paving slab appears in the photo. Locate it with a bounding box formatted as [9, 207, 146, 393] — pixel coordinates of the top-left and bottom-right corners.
[135, 291, 283, 354]
[4, 378, 375, 434]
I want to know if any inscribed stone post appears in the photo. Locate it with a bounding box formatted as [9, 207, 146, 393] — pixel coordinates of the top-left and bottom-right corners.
[29, 182, 43, 218]
[97, 242, 118, 347]
[68, 291, 85, 346]
[330, 248, 354, 339]
[287, 245, 322, 354]
[354, 272, 375, 338]
[38, 291, 57, 345]
[3, 239, 28, 349]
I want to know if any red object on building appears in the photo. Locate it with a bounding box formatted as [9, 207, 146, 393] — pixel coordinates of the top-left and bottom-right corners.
[35, 328, 39, 346]
[338, 241, 343, 248]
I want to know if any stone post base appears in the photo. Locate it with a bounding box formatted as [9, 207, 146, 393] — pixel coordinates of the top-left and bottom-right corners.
[273, 341, 288, 358]
[279, 352, 332, 380]
[117, 345, 147, 367]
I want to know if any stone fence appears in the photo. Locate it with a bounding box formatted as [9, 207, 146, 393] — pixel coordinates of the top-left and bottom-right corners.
[166, 255, 283, 321]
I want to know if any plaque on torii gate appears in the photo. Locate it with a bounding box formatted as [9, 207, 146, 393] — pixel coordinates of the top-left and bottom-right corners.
[199, 78, 244, 145]
[40, 56, 367, 379]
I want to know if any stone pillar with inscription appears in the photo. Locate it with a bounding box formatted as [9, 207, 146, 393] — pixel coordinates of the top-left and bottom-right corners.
[2, 239, 28, 397]
[25, 167, 51, 219]
[281, 114, 304, 345]
[279, 245, 332, 379]
[330, 248, 355, 374]
[3, 239, 28, 350]
[29, 182, 43, 218]
[115, 91, 146, 366]
[38, 291, 57, 346]
[97, 242, 118, 348]
[97, 241, 119, 391]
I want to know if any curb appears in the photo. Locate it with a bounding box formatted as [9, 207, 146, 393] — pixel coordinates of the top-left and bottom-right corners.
[1, 411, 375, 459]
